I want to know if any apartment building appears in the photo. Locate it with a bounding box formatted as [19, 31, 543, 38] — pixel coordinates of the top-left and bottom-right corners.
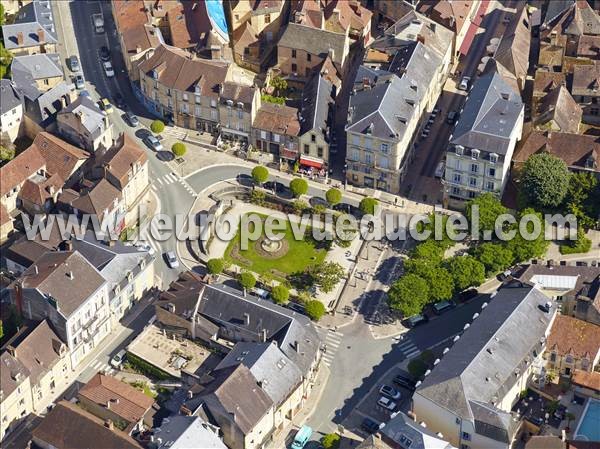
[138, 44, 230, 133]
[251, 102, 300, 168]
[14, 250, 111, 367]
[1, 0, 58, 56]
[572, 61, 600, 124]
[0, 79, 23, 143]
[10, 53, 63, 93]
[218, 82, 261, 143]
[443, 69, 523, 205]
[57, 96, 114, 153]
[0, 351, 32, 440]
[413, 283, 557, 449]
[545, 315, 600, 375]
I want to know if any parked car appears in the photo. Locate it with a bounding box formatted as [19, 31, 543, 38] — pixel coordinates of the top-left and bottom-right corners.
[68, 55, 80, 72]
[447, 110, 459, 125]
[434, 161, 445, 178]
[165, 251, 179, 268]
[361, 417, 381, 434]
[379, 385, 401, 400]
[393, 374, 416, 391]
[458, 288, 479, 303]
[432, 300, 456, 315]
[125, 111, 139, 127]
[459, 76, 471, 91]
[377, 396, 396, 411]
[405, 314, 428, 328]
[420, 129, 430, 138]
[74, 74, 85, 90]
[99, 46, 110, 62]
[110, 349, 127, 369]
[103, 61, 115, 77]
[79, 89, 91, 98]
[98, 98, 113, 113]
[144, 134, 163, 152]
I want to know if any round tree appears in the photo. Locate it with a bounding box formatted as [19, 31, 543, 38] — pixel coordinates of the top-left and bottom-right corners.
[289, 178, 308, 197]
[238, 272, 256, 291]
[305, 300, 326, 321]
[521, 153, 570, 208]
[271, 285, 289, 304]
[150, 120, 165, 134]
[207, 258, 224, 275]
[359, 197, 379, 215]
[321, 433, 341, 449]
[387, 274, 430, 317]
[325, 188, 342, 207]
[465, 192, 507, 236]
[446, 255, 486, 291]
[472, 243, 513, 275]
[251, 165, 269, 185]
[171, 142, 187, 157]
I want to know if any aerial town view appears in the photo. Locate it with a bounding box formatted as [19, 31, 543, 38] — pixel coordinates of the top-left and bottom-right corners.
[0, 0, 599, 448]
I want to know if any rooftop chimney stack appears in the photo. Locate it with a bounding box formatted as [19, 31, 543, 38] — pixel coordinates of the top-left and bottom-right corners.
[16, 32, 24, 45]
[37, 28, 45, 43]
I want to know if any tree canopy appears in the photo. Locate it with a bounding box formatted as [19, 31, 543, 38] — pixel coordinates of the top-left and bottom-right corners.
[445, 256, 486, 291]
[289, 178, 309, 197]
[239, 272, 256, 290]
[564, 171, 600, 230]
[465, 192, 507, 236]
[251, 165, 269, 185]
[359, 197, 379, 215]
[325, 188, 342, 206]
[521, 153, 570, 208]
[271, 285, 290, 304]
[388, 274, 430, 316]
[305, 300, 326, 321]
[307, 261, 345, 293]
[171, 142, 186, 157]
[207, 258, 224, 275]
[472, 243, 513, 275]
[150, 120, 165, 133]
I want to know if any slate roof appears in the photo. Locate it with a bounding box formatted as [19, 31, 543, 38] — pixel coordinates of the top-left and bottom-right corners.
[494, 4, 530, 88]
[10, 53, 62, 82]
[547, 315, 600, 359]
[58, 96, 106, 140]
[0, 351, 30, 398]
[572, 61, 600, 97]
[278, 23, 347, 66]
[199, 364, 273, 435]
[0, 79, 22, 114]
[537, 85, 582, 133]
[416, 283, 554, 442]
[451, 69, 523, 154]
[20, 80, 76, 127]
[216, 341, 303, 407]
[21, 250, 106, 317]
[153, 416, 227, 449]
[32, 401, 142, 449]
[2, 0, 58, 50]
[78, 373, 154, 426]
[533, 71, 567, 97]
[138, 44, 228, 97]
[380, 411, 456, 449]
[299, 72, 334, 138]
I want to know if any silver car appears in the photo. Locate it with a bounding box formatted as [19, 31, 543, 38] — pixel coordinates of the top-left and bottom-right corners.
[144, 134, 163, 152]
[165, 251, 179, 268]
[74, 74, 85, 89]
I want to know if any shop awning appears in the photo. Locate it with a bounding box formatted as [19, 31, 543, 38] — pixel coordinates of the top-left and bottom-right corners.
[300, 156, 324, 169]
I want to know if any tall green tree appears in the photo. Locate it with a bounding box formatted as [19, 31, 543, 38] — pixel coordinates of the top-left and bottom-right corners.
[506, 208, 549, 263]
[0, 42, 13, 79]
[271, 285, 289, 304]
[411, 239, 445, 265]
[446, 256, 486, 291]
[239, 272, 257, 291]
[305, 300, 326, 321]
[472, 242, 514, 275]
[564, 172, 600, 230]
[359, 197, 379, 215]
[289, 178, 308, 197]
[388, 274, 430, 316]
[269, 75, 287, 97]
[465, 192, 507, 236]
[307, 261, 345, 293]
[251, 165, 269, 185]
[325, 188, 342, 207]
[521, 153, 570, 208]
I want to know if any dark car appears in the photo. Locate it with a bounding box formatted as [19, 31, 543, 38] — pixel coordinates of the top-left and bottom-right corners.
[405, 314, 428, 328]
[68, 55, 80, 72]
[432, 300, 456, 315]
[458, 288, 479, 303]
[447, 111, 459, 125]
[114, 93, 125, 108]
[392, 374, 416, 391]
[99, 46, 111, 62]
[361, 417, 381, 434]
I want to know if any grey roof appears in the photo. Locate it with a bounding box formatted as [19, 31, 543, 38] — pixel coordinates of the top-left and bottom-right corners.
[278, 23, 346, 65]
[216, 341, 303, 407]
[2, 0, 58, 50]
[450, 69, 523, 154]
[415, 283, 554, 442]
[537, 85, 582, 134]
[0, 79, 22, 114]
[299, 72, 334, 137]
[21, 81, 75, 127]
[0, 351, 30, 398]
[543, 0, 574, 27]
[11, 53, 62, 82]
[199, 283, 321, 375]
[380, 412, 456, 449]
[58, 96, 106, 139]
[154, 416, 227, 449]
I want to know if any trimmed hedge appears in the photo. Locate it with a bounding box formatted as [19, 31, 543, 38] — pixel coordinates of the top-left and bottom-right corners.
[126, 352, 171, 380]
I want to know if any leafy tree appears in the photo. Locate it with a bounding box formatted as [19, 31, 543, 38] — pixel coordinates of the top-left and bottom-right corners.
[307, 261, 345, 293]
[417, 213, 457, 250]
[250, 189, 266, 205]
[411, 239, 445, 265]
[465, 192, 507, 236]
[0, 144, 15, 163]
[269, 75, 288, 97]
[150, 120, 165, 133]
[403, 259, 454, 302]
[564, 172, 600, 230]
[521, 153, 570, 208]
[559, 228, 592, 255]
[0, 3, 4, 26]
[359, 197, 379, 215]
[388, 274, 430, 316]
[325, 188, 342, 207]
[506, 208, 549, 263]
[472, 242, 513, 275]
[207, 258, 224, 275]
[0, 320, 3, 340]
[292, 199, 309, 214]
[321, 433, 341, 449]
[271, 285, 289, 304]
[239, 271, 256, 291]
[446, 256, 485, 291]
[305, 300, 326, 321]
[251, 165, 269, 185]
[261, 94, 285, 105]
[171, 142, 186, 157]
[0, 41, 13, 79]
[289, 178, 308, 197]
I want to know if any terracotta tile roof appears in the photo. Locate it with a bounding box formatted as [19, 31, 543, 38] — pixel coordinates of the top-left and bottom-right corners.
[138, 44, 229, 96]
[536, 85, 582, 134]
[323, 0, 372, 34]
[97, 134, 147, 189]
[0, 351, 30, 398]
[0, 144, 46, 195]
[417, 0, 472, 35]
[220, 82, 257, 106]
[112, 0, 158, 55]
[572, 61, 600, 96]
[253, 103, 300, 136]
[538, 41, 566, 68]
[71, 179, 122, 218]
[533, 71, 567, 96]
[0, 203, 9, 226]
[79, 374, 154, 426]
[17, 173, 63, 207]
[571, 369, 600, 392]
[32, 132, 89, 183]
[576, 35, 600, 59]
[513, 130, 600, 172]
[166, 1, 212, 49]
[32, 401, 143, 449]
[547, 315, 600, 360]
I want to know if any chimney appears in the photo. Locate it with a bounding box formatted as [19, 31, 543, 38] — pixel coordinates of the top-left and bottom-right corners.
[210, 45, 221, 60]
[135, 44, 141, 54]
[37, 28, 45, 43]
[16, 32, 24, 45]
[34, 265, 39, 275]
[327, 48, 335, 61]
[187, 390, 193, 399]
[243, 313, 250, 326]
[67, 271, 74, 280]
[168, 303, 176, 313]
[416, 34, 425, 44]
[106, 401, 111, 410]
[63, 240, 73, 251]
[294, 340, 300, 352]
[261, 329, 267, 342]
[105, 419, 114, 430]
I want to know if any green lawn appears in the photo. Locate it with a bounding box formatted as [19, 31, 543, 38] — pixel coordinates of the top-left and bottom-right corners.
[224, 214, 328, 278]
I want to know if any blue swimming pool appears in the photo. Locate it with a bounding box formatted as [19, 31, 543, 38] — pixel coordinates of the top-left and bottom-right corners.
[206, 0, 229, 42]
[575, 398, 600, 442]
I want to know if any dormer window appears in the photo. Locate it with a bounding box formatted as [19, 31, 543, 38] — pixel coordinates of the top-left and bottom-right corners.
[489, 153, 498, 164]
[152, 69, 159, 80]
[455, 145, 464, 155]
[471, 149, 480, 159]
[226, 99, 234, 107]
[195, 84, 201, 94]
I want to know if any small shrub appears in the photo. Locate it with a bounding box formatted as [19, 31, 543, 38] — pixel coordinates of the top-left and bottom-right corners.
[239, 271, 257, 290]
[271, 285, 290, 304]
[312, 204, 327, 215]
[251, 165, 269, 185]
[293, 200, 309, 215]
[250, 189, 266, 205]
[207, 258, 224, 275]
[290, 178, 309, 197]
[151, 119, 165, 133]
[321, 433, 341, 449]
[325, 188, 342, 206]
[305, 300, 326, 321]
[171, 142, 187, 157]
[359, 197, 379, 215]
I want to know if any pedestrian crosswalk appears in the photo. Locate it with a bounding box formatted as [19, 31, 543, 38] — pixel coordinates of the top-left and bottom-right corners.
[396, 338, 420, 359]
[89, 359, 116, 376]
[321, 329, 343, 367]
[151, 172, 197, 197]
